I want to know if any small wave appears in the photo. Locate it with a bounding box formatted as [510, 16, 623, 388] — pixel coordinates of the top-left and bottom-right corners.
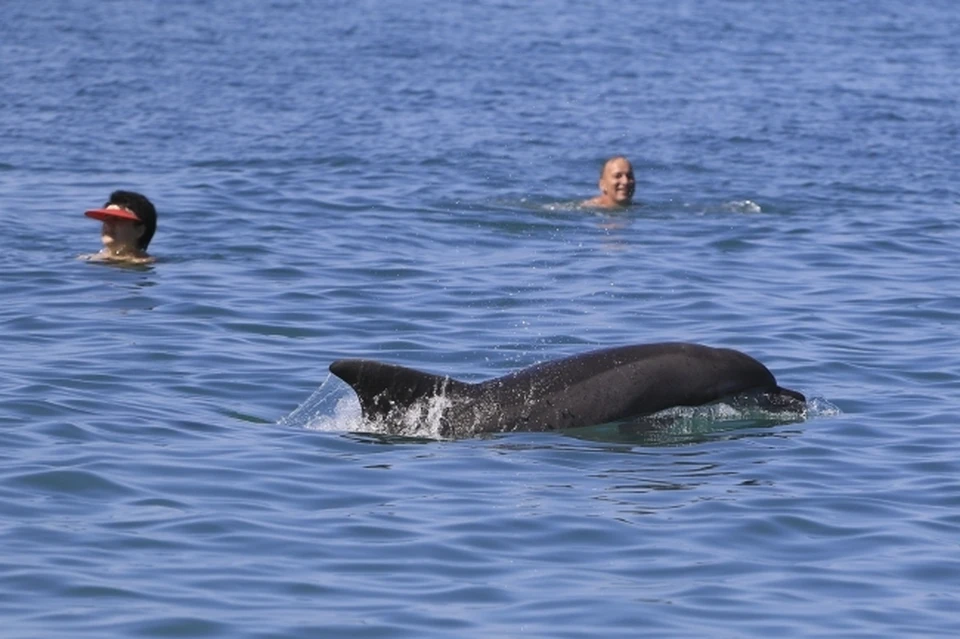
[564, 396, 816, 446]
[541, 200, 584, 212]
[805, 395, 842, 418]
[280, 375, 454, 438]
[722, 199, 762, 214]
[303, 396, 364, 433]
[639, 397, 806, 426]
[278, 375, 363, 432]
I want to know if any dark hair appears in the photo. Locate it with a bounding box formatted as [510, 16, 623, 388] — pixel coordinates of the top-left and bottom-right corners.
[106, 190, 157, 250]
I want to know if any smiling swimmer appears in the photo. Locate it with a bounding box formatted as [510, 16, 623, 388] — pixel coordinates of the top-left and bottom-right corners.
[582, 156, 636, 209]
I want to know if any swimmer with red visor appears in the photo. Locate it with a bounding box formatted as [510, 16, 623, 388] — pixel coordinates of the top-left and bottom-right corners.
[82, 190, 157, 264]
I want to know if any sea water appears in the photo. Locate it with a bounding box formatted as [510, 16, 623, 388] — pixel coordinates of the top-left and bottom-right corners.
[1, 0, 959, 636]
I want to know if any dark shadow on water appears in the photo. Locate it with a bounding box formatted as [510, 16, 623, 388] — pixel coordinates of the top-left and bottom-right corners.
[342, 431, 439, 446]
[560, 412, 807, 447]
[334, 412, 807, 448]
[561, 393, 820, 447]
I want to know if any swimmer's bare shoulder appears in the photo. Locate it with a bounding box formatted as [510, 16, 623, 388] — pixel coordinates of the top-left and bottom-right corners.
[580, 195, 611, 209]
[79, 252, 155, 265]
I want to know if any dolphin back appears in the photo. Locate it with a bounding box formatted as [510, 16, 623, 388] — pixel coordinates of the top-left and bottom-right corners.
[482, 343, 804, 429]
[329, 359, 471, 421]
[329, 343, 806, 436]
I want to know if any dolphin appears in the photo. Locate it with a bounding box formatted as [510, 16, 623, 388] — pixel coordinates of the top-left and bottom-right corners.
[329, 342, 805, 438]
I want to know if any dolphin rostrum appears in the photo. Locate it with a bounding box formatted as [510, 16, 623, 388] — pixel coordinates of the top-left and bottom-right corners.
[329, 342, 805, 438]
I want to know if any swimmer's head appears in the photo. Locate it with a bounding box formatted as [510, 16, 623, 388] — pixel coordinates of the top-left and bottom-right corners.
[597, 156, 635, 207]
[85, 190, 157, 251]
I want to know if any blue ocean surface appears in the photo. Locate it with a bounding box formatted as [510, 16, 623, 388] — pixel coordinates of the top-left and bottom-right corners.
[2, 0, 959, 636]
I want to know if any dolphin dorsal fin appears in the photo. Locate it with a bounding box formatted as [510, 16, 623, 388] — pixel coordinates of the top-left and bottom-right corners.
[329, 359, 470, 419]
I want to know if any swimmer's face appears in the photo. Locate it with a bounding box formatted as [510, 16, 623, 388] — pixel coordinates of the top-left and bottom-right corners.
[100, 214, 144, 249]
[599, 158, 635, 206]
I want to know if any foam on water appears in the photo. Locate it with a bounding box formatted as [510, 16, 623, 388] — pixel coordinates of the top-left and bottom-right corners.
[278, 375, 362, 432]
[395, 392, 453, 440]
[281, 375, 454, 439]
[722, 199, 762, 214]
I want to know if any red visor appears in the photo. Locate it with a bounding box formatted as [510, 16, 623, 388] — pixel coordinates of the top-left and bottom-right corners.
[84, 207, 141, 222]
